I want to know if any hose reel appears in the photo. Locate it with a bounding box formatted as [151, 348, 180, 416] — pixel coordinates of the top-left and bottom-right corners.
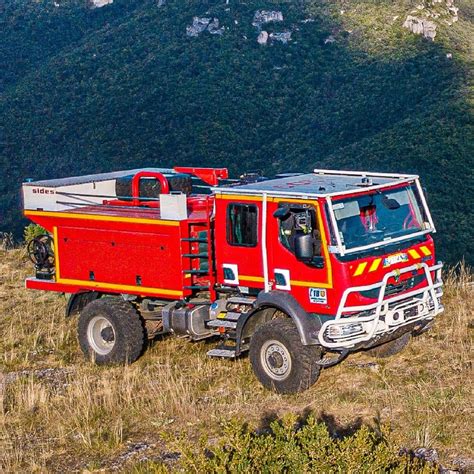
[27, 234, 55, 274]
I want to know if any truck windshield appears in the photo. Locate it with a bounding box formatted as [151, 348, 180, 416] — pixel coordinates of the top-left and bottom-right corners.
[332, 184, 428, 250]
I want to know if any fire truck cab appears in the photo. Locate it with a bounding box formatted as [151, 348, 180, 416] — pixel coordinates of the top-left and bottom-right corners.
[23, 167, 443, 393]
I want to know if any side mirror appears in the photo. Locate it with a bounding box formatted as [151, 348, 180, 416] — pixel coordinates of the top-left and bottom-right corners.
[273, 206, 291, 220]
[295, 234, 325, 268]
[294, 234, 314, 261]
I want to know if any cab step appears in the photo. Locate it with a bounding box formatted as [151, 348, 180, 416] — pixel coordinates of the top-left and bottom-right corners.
[227, 296, 256, 305]
[207, 347, 237, 358]
[315, 350, 349, 368]
[207, 319, 237, 329]
[223, 311, 242, 321]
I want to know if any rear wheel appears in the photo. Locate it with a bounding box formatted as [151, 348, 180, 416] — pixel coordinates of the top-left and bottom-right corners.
[367, 332, 411, 358]
[78, 298, 145, 365]
[249, 319, 322, 394]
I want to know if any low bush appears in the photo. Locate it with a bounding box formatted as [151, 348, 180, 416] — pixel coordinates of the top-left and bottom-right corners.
[172, 414, 436, 473]
[23, 224, 47, 244]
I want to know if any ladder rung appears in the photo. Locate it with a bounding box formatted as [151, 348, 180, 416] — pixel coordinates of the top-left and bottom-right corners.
[184, 285, 210, 290]
[183, 269, 209, 275]
[182, 253, 208, 258]
[181, 238, 208, 243]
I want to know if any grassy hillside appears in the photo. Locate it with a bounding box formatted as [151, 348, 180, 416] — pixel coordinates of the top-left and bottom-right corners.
[0, 249, 473, 471]
[1, 0, 473, 265]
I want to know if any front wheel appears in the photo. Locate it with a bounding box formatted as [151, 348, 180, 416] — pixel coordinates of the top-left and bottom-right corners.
[78, 297, 145, 365]
[249, 319, 322, 394]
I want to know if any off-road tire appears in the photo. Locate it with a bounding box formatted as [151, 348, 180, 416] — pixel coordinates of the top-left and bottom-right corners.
[367, 332, 410, 358]
[249, 318, 322, 394]
[78, 297, 145, 365]
[115, 173, 193, 199]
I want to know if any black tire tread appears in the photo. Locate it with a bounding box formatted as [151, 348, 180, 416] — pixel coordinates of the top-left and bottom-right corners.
[367, 332, 410, 358]
[78, 297, 145, 365]
[249, 318, 321, 394]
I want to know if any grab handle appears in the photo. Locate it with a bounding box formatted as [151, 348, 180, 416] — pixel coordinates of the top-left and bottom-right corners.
[131, 171, 170, 206]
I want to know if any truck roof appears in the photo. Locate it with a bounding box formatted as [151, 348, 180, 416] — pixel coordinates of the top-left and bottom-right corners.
[216, 169, 419, 199]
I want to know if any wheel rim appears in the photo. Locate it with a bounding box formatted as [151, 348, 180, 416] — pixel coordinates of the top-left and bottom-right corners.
[87, 316, 116, 355]
[260, 339, 292, 381]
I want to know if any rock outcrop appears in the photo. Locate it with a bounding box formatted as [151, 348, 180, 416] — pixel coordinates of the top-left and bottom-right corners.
[257, 31, 269, 45]
[403, 16, 437, 40]
[89, 0, 113, 8]
[403, 0, 459, 40]
[252, 10, 283, 29]
[270, 32, 292, 44]
[186, 17, 224, 37]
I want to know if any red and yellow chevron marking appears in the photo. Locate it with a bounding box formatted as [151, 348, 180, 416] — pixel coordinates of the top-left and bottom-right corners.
[352, 246, 431, 276]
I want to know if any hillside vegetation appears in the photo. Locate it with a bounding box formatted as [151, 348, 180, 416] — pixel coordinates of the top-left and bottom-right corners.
[1, 0, 473, 265]
[0, 249, 473, 471]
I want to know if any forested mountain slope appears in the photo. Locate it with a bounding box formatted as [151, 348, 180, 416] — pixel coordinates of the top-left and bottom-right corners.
[1, 0, 473, 264]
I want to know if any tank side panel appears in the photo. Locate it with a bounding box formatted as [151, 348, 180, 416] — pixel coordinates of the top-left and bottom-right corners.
[24, 212, 186, 298]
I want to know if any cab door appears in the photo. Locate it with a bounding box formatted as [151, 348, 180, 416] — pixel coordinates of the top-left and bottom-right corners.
[267, 199, 333, 313]
[214, 196, 265, 290]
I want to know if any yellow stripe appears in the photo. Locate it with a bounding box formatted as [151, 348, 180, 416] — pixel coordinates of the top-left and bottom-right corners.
[240, 275, 265, 282]
[408, 249, 421, 259]
[369, 258, 382, 273]
[25, 210, 180, 226]
[271, 197, 313, 204]
[353, 262, 367, 276]
[215, 194, 263, 202]
[56, 277, 183, 297]
[291, 280, 332, 289]
[53, 226, 61, 280]
[420, 246, 431, 256]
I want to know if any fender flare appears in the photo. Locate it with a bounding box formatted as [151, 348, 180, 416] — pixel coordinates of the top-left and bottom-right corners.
[65, 291, 100, 318]
[237, 290, 323, 347]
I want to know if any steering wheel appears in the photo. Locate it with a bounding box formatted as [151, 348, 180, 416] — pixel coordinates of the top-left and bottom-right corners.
[27, 235, 55, 270]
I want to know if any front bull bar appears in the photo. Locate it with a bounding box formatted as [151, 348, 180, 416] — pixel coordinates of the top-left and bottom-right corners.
[318, 262, 444, 349]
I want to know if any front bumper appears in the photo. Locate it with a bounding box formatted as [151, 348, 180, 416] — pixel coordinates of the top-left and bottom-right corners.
[318, 262, 443, 349]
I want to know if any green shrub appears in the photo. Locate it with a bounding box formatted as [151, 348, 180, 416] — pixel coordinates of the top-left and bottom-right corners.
[172, 414, 436, 473]
[23, 224, 48, 244]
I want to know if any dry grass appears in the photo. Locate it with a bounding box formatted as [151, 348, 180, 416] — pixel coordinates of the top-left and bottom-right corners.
[0, 249, 472, 472]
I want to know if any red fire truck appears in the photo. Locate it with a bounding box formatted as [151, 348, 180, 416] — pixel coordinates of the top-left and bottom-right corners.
[23, 167, 443, 393]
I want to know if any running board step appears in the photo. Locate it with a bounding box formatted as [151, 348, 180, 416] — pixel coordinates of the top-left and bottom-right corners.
[183, 269, 209, 275]
[184, 285, 210, 291]
[207, 319, 237, 329]
[315, 350, 349, 368]
[182, 253, 208, 258]
[181, 237, 208, 243]
[227, 297, 256, 305]
[207, 347, 237, 358]
[224, 311, 243, 321]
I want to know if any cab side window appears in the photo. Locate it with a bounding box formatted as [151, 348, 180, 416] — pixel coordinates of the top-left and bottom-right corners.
[278, 204, 322, 255]
[227, 203, 258, 247]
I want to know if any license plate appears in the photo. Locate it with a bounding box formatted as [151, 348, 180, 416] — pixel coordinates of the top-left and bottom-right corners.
[383, 253, 408, 267]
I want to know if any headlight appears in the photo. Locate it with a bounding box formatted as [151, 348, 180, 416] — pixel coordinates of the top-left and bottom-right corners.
[326, 323, 364, 339]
